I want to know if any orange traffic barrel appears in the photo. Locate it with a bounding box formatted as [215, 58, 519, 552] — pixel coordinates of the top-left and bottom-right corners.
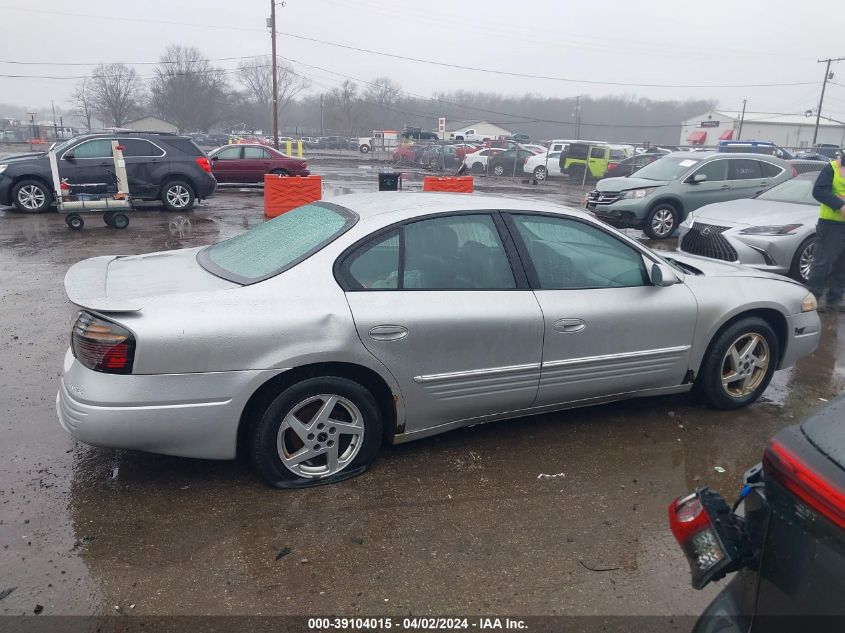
[264, 175, 322, 218]
[422, 176, 473, 193]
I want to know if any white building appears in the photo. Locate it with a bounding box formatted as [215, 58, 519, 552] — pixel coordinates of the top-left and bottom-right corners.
[444, 120, 512, 141]
[124, 116, 179, 134]
[679, 110, 845, 149]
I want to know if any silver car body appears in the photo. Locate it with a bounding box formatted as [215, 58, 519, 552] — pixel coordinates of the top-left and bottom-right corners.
[57, 193, 820, 460]
[678, 172, 820, 281]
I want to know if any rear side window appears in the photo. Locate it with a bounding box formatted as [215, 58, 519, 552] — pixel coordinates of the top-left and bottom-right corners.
[759, 161, 783, 178]
[163, 137, 204, 157]
[198, 202, 357, 284]
[243, 146, 271, 159]
[120, 139, 164, 157]
[342, 231, 400, 289]
[728, 159, 762, 180]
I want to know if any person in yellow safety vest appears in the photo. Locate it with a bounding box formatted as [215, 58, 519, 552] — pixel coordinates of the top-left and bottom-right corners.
[808, 153, 845, 312]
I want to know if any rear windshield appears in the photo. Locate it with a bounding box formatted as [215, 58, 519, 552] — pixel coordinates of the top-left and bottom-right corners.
[163, 137, 205, 156]
[756, 176, 818, 205]
[632, 156, 701, 181]
[198, 202, 357, 284]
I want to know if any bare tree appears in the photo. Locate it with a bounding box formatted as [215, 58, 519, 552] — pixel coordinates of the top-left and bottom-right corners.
[237, 56, 309, 131]
[89, 63, 143, 127]
[70, 78, 95, 131]
[364, 76, 401, 110]
[332, 80, 359, 137]
[150, 45, 228, 132]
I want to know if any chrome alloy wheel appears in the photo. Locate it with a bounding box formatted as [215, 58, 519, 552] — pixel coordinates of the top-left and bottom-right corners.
[720, 333, 770, 398]
[17, 184, 46, 210]
[166, 185, 191, 209]
[799, 241, 816, 282]
[651, 208, 675, 237]
[276, 394, 365, 479]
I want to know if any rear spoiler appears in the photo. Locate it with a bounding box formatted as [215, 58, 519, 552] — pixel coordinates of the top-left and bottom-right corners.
[64, 256, 142, 312]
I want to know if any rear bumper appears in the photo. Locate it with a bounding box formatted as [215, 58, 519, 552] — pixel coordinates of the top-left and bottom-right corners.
[56, 349, 283, 460]
[0, 174, 12, 206]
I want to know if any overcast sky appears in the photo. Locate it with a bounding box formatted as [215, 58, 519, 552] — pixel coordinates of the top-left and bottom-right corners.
[1, 0, 843, 120]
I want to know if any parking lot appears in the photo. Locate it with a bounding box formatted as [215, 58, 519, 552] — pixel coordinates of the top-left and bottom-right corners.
[1, 159, 843, 619]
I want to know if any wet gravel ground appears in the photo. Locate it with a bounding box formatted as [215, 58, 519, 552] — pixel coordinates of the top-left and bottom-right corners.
[1, 161, 844, 620]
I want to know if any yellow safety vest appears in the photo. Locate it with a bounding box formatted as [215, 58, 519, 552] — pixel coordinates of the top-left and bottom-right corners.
[820, 160, 845, 222]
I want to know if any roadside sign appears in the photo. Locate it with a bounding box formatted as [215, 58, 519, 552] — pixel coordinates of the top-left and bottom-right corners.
[438, 117, 446, 134]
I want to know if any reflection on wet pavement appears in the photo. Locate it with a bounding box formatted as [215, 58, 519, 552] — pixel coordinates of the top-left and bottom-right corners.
[0, 171, 842, 618]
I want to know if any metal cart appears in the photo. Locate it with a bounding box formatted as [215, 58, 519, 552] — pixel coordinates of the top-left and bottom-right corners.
[48, 140, 134, 230]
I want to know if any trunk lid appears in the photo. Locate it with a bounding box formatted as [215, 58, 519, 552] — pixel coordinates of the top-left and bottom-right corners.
[64, 247, 237, 312]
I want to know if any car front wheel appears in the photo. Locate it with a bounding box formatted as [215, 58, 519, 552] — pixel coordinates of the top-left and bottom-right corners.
[250, 376, 384, 488]
[643, 203, 678, 239]
[790, 236, 816, 283]
[161, 181, 196, 211]
[12, 180, 53, 213]
[533, 166, 547, 181]
[696, 317, 779, 410]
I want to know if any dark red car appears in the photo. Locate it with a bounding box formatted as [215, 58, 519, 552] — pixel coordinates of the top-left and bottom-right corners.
[208, 143, 309, 184]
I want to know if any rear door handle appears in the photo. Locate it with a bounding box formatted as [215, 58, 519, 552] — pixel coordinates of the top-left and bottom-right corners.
[368, 325, 408, 341]
[720, 185, 730, 190]
[554, 318, 586, 333]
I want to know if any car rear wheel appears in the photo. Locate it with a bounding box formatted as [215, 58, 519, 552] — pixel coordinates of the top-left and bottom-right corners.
[270, 168, 290, 177]
[789, 236, 816, 283]
[492, 164, 505, 176]
[250, 376, 383, 488]
[161, 181, 195, 212]
[471, 162, 484, 174]
[696, 317, 779, 410]
[360, 145, 370, 153]
[533, 166, 547, 181]
[12, 180, 53, 213]
[643, 203, 678, 240]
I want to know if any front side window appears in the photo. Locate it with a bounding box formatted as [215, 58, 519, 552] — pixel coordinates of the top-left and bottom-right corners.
[70, 139, 114, 159]
[214, 146, 241, 160]
[512, 215, 648, 290]
[693, 159, 728, 182]
[590, 146, 607, 159]
[728, 159, 762, 180]
[199, 202, 357, 284]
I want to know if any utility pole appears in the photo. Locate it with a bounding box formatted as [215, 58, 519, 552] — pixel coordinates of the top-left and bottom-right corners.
[574, 95, 581, 139]
[269, 0, 280, 150]
[814, 57, 845, 145]
[737, 99, 747, 141]
[320, 94, 324, 137]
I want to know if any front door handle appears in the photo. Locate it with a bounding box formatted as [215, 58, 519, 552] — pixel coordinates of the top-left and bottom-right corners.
[554, 318, 586, 333]
[720, 185, 730, 190]
[368, 325, 408, 341]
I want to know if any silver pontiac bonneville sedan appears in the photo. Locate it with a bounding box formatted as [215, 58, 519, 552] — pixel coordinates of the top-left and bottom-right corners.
[57, 193, 821, 488]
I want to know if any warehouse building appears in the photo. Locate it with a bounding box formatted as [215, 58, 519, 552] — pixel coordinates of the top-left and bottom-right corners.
[679, 110, 845, 149]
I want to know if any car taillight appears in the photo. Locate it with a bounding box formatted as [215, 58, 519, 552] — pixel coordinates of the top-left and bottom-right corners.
[607, 162, 618, 171]
[71, 311, 135, 375]
[764, 438, 845, 530]
[195, 157, 212, 173]
[669, 488, 746, 589]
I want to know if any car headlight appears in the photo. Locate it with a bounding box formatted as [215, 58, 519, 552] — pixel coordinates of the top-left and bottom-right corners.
[0, 164, 7, 175]
[621, 187, 656, 199]
[739, 224, 802, 236]
[802, 292, 818, 313]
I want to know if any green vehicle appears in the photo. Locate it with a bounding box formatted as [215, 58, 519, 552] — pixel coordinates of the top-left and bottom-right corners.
[559, 143, 631, 181]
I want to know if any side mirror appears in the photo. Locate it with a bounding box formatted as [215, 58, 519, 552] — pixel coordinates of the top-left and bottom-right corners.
[689, 173, 707, 184]
[210, 155, 219, 161]
[63, 152, 75, 161]
[649, 262, 680, 287]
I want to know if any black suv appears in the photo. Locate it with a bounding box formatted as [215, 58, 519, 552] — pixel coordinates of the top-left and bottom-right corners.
[0, 132, 217, 213]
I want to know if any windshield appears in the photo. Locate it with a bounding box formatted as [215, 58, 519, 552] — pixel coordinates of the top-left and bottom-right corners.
[756, 176, 818, 205]
[197, 202, 357, 284]
[631, 156, 701, 181]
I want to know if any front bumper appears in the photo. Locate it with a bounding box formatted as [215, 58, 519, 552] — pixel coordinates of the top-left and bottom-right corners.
[781, 311, 821, 369]
[678, 222, 798, 276]
[56, 349, 284, 460]
[587, 199, 649, 228]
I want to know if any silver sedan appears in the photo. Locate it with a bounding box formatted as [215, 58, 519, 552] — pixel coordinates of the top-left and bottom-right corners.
[57, 193, 821, 487]
[678, 172, 821, 283]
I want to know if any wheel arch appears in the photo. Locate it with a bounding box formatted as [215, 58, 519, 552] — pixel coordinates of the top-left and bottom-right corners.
[236, 361, 399, 461]
[161, 173, 197, 197]
[649, 196, 686, 219]
[11, 173, 53, 196]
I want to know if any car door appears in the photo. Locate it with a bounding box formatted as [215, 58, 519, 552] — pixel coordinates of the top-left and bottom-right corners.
[117, 138, 164, 197]
[683, 158, 737, 212]
[240, 146, 272, 182]
[209, 146, 242, 183]
[340, 213, 544, 434]
[59, 138, 117, 195]
[724, 158, 771, 200]
[588, 146, 609, 178]
[505, 213, 698, 407]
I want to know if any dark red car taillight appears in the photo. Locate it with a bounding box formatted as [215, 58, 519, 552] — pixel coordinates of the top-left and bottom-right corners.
[669, 488, 746, 589]
[607, 162, 619, 171]
[71, 312, 135, 375]
[195, 157, 212, 173]
[764, 439, 845, 530]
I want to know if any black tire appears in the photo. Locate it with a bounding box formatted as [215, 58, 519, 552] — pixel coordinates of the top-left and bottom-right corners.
[103, 211, 115, 227]
[360, 145, 370, 154]
[161, 180, 196, 212]
[533, 165, 547, 181]
[111, 213, 129, 229]
[471, 162, 484, 174]
[270, 168, 290, 177]
[643, 202, 679, 240]
[567, 164, 586, 183]
[789, 235, 816, 283]
[250, 376, 384, 488]
[11, 179, 53, 213]
[66, 214, 84, 231]
[492, 164, 505, 177]
[695, 317, 779, 410]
